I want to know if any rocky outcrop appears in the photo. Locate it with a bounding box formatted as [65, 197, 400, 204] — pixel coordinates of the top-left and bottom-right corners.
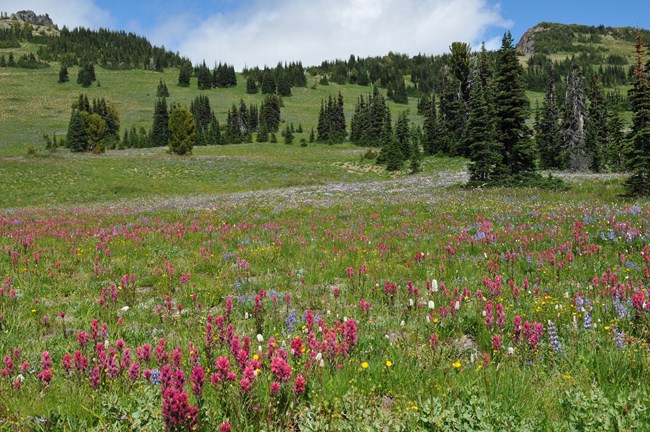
[515, 24, 548, 55]
[12, 10, 54, 27]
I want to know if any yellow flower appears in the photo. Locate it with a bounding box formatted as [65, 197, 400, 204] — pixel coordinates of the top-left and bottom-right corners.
[385, 360, 392, 367]
[562, 374, 573, 380]
[361, 361, 369, 369]
[452, 361, 461, 369]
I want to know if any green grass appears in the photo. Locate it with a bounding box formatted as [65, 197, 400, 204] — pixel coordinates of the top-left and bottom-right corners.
[0, 44, 419, 157]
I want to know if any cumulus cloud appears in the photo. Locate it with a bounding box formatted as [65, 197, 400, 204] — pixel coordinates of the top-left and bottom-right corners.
[1, 0, 113, 29]
[174, 0, 511, 69]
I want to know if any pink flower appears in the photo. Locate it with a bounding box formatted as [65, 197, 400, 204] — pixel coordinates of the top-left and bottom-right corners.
[293, 375, 307, 395]
[492, 335, 502, 351]
[219, 421, 232, 432]
[270, 381, 281, 396]
[190, 366, 205, 398]
[240, 376, 252, 393]
[38, 368, 53, 385]
[128, 361, 140, 382]
[270, 356, 292, 382]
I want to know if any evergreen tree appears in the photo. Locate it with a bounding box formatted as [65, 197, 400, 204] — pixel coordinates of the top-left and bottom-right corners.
[319, 75, 329, 86]
[8, 53, 15, 67]
[536, 72, 563, 169]
[283, 124, 294, 144]
[208, 116, 221, 145]
[257, 124, 268, 143]
[466, 67, 505, 182]
[585, 74, 609, 172]
[77, 63, 95, 87]
[197, 61, 212, 90]
[157, 79, 170, 97]
[350, 87, 389, 147]
[261, 68, 276, 94]
[178, 61, 192, 87]
[421, 93, 440, 155]
[259, 94, 281, 132]
[58, 64, 69, 83]
[561, 68, 589, 171]
[606, 110, 625, 171]
[151, 97, 169, 147]
[309, 128, 315, 143]
[624, 35, 650, 196]
[392, 78, 409, 104]
[409, 124, 423, 173]
[438, 73, 466, 156]
[494, 31, 536, 175]
[246, 76, 258, 94]
[277, 70, 292, 97]
[395, 111, 411, 160]
[168, 107, 195, 155]
[67, 109, 87, 152]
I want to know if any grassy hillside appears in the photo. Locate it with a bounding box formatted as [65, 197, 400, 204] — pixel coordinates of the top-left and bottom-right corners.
[0, 60, 422, 156]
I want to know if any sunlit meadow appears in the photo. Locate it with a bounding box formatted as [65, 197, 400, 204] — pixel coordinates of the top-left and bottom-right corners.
[0, 179, 648, 431]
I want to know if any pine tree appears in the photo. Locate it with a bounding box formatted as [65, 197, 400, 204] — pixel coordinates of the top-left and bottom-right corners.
[624, 35, 650, 196]
[494, 31, 536, 175]
[395, 111, 411, 160]
[421, 93, 439, 155]
[178, 61, 192, 87]
[197, 62, 212, 90]
[157, 79, 170, 97]
[409, 124, 423, 173]
[259, 94, 281, 132]
[58, 64, 69, 83]
[585, 74, 609, 172]
[283, 124, 294, 144]
[438, 73, 466, 156]
[561, 68, 589, 171]
[277, 70, 292, 97]
[257, 124, 268, 143]
[536, 72, 563, 169]
[168, 107, 195, 155]
[606, 110, 625, 171]
[151, 97, 169, 147]
[261, 68, 276, 94]
[466, 66, 505, 182]
[67, 109, 87, 152]
[246, 76, 258, 94]
[393, 78, 409, 104]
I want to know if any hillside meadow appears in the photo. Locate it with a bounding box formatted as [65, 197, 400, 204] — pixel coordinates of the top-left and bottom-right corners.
[0, 35, 649, 431]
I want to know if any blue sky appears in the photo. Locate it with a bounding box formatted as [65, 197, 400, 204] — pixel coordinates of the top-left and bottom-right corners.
[2, 0, 648, 69]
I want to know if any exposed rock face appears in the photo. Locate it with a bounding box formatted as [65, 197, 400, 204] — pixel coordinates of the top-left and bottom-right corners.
[515, 24, 547, 55]
[12, 10, 54, 27]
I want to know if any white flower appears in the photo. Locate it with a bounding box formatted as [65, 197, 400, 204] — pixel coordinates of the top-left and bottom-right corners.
[481, 310, 487, 317]
[428, 300, 435, 310]
[409, 298, 414, 307]
[327, 310, 331, 315]
[120, 306, 129, 312]
[400, 320, 405, 327]
[426, 315, 431, 323]
[319, 358, 325, 368]
[244, 312, 249, 319]
[315, 352, 323, 362]
[507, 347, 515, 355]
[16, 374, 24, 382]
[104, 339, 109, 348]
[454, 301, 460, 311]
[256, 334, 264, 343]
[431, 279, 438, 293]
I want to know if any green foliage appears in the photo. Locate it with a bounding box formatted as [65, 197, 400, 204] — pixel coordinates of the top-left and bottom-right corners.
[494, 31, 536, 175]
[624, 35, 650, 196]
[168, 106, 195, 155]
[350, 87, 389, 147]
[157, 79, 170, 97]
[316, 92, 347, 143]
[58, 64, 69, 83]
[151, 97, 169, 148]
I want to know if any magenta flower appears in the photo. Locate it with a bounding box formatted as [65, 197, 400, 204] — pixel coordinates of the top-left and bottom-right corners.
[293, 375, 307, 395]
[270, 356, 292, 382]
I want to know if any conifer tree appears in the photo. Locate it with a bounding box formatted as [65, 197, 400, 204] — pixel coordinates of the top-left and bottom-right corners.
[585, 74, 609, 172]
[246, 76, 258, 94]
[395, 111, 411, 160]
[178, 61, 192, 87]
[494, 31, 536, 175]
[536, 73, 563, 169]
[277, 70, 292, 97]
[168, 107, 195, 155]
[606, 110, 625, 171]
[261, 68, 276, 94]
[197, 61, 212, 90]
[392, 78, 409, 104]
[624, 35, 650, 196]
[421, 93, 439, 155]
[466, 67, 505, 182]
[283, 124, 294, 144]
[409, 124, 423, 173]
[561, 68, 589, 171]
[151, 97, 170, 147]
[157, 79, 170, 97]
[257, 124, 268, 143]
[58, 64, 69, 83]
[67, 109, 87, 152]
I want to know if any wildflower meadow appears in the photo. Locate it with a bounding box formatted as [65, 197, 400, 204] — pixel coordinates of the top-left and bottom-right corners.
[0, 185, 648, 431]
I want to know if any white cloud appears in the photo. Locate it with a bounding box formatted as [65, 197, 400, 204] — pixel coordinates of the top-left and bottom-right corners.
[1, 0, 113, 30]
[174, 0, 511, 69]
